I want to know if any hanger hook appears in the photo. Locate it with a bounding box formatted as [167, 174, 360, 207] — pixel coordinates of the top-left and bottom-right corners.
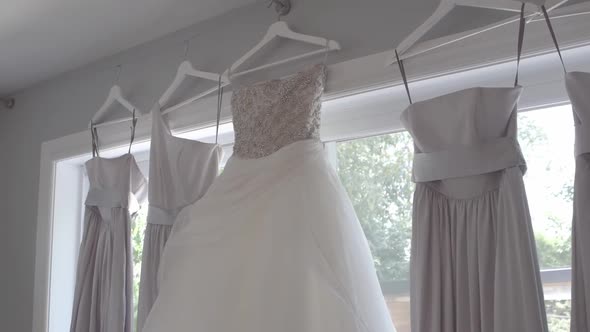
[115, 65, 122, 84]
[1, 97, 15, 109]
[183, 39, 190, 60]
[267, 0, 291, 20]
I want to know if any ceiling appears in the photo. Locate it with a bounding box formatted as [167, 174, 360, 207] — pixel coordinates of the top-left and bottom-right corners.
[0, 0, 259, 95]
[1, 0, 584, 96]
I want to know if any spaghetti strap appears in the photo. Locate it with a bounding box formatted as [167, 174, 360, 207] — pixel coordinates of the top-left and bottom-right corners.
[90, 123, 100, 157]
[514, 3, 526, 87]
[128, 109, 137, 154]
[322, 39, 330, 66]
[215, 75, 224, 144]
[89, 110, 136, 157]
[395, 49, 412, 104]
[541, 5, 567, 72]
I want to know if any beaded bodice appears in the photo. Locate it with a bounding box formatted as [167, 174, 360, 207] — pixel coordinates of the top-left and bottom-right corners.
[231, 64, 326, 159]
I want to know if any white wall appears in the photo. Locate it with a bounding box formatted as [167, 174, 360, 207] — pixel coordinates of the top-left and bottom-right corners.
[0, 0, 545, 330]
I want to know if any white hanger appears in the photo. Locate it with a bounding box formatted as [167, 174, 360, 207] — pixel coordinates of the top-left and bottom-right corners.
[89, 66, 141, 128]
[159, 60, 229, 115]
[224, 20, 341, 78]
[387, 0, 568, 65]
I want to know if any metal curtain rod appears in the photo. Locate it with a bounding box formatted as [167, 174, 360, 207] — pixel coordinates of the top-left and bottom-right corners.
[268, 0, 291, 17]
[1, 97, 15, 109]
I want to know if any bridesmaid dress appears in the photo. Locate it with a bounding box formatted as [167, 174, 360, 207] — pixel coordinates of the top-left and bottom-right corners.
[538, 4, 590, 330]
[136, 104, 222, 331]
[568, 70, 590, 332]
[399, 4, 547, 331]
[70, 120, 147, 332]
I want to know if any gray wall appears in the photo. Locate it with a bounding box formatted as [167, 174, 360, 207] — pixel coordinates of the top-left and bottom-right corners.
[0, 0, 511, 330]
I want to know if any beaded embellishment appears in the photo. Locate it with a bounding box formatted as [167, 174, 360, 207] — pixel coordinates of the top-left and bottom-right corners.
[231, 64, 326, 159]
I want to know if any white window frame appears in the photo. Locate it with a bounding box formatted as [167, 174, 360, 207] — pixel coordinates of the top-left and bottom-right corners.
[33, 3, 590, 331]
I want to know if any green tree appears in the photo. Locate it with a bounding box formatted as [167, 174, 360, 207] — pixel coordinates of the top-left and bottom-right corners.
[518, 113, 572, 270]
[535, 215, 571, 269]
[518, 112, 573, 331]
[518, 113, 549, 147]
[546, 299, 571, 332]
[336, 132, 414, 282]
[131, 207, 147, 331]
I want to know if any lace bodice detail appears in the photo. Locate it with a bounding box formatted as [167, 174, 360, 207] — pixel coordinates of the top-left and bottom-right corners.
[231, 64, 326, 159]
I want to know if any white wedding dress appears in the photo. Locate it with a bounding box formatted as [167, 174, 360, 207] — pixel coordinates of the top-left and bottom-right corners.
[142, 64, 395, 332]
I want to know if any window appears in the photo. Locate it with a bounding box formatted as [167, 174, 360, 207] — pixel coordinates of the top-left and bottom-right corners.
[125, 105, 574, 332]
[38, 22, 590, 330]
[46, 72, 580, 332]
[332, 105, 574, 332]
[519, 105, 573, 331]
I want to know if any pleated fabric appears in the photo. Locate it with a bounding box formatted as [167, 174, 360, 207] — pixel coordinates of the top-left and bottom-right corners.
[402, 86, 548, 332]
[567, 71, 590, 331]
[136, 105, 222, 331]
[70, 154, 147, 332]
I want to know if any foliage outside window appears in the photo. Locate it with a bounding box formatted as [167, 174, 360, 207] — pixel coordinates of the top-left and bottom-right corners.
[131, 207, 148, 331]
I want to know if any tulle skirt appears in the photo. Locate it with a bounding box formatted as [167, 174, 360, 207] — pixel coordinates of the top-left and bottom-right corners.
[142, 139, 395, 332]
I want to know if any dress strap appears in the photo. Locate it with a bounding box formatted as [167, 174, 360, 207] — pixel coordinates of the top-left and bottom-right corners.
[128, 109, 137, 154]
[323, 39, 330, 66]
[541, 5, 567, 72]
[514, 3, 526, 87]
[395, 49, 412, 104]
[215, 75, 224, 144]
[90, 123, 100, 157]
